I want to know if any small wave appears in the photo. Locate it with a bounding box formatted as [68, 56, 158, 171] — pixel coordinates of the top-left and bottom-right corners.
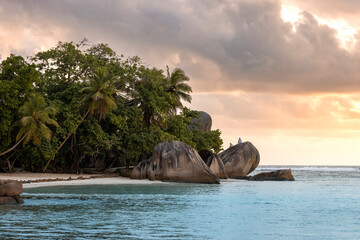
[257, 166, 360, 172]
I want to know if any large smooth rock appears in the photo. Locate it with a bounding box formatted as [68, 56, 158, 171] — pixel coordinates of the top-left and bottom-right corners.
[250, 169, 295, 181]
[189, 111, 212, 132]
[0, 180, 23, 197]
[3, 180, 23, 197]
[219, 142, 260, 178]
[131, 141, 219, 184]
[0, 179, 24, 205]
[0, 181, 5, 196]
[199, 150, 228, 179]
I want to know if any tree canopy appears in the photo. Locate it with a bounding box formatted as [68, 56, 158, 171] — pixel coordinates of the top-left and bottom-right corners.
[0, 40, 223, 172]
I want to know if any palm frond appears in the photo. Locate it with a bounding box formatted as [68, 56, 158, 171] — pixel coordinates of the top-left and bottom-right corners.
[80, 66, 120, 120]
[103, 96, 117, 111]
[39, 122, 52, 141]
[20, 116, 33, 127]
[33, 126, 40, 145]
[178, 92, 192, 103]
[91, 91, 103, 101]
[16, 126, 29, 142]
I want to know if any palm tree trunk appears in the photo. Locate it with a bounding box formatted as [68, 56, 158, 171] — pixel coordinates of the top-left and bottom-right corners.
[0, 134, 27, 156]
[56, 109, 90, 153]
[6, 148, 20, 173]
[5, 158, 12, 172]
[43, 109, 90, 172]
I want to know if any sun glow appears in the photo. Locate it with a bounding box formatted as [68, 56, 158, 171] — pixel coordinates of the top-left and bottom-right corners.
[315, 17, 358, 49]
[281, 5, 301, 30]
[350, 101, 360, 113]
[281, 5, 358, 50]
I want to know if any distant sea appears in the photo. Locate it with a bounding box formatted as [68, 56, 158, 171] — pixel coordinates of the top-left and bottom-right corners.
[1, 166, 360, 239]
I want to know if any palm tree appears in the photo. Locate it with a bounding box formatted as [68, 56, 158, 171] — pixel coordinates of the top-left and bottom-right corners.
[43, 67, 119, 171]
[165, 66, 192, 114]
[80, 67, 119, 120]
[0, 94, 58, 171]
[127, 67, 168, 128]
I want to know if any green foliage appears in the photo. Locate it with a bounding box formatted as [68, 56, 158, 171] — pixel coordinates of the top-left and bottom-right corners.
[19, 137, 56, 172]
[128, 67, 173, 127]
[165, 108, 223, 153]
[77, 117, 112, 161]
[0, 40, 224, 172]
[80, 67, 120, 120]
[0, 55, 39, 152]
[0, 93, 58, 171]
[16, 94, 58, 145]
[165, 66, 192, 113]
[31, 41, 86, 84]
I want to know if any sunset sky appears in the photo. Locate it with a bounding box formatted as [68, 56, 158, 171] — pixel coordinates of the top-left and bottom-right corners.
[1, 0, 360, 165]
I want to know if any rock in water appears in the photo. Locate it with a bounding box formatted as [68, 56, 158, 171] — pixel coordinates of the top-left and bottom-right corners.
[219, 142, 260, 178]
[0, 197, 18, 205]
[0, 182, 4, 196]
[189, 111, 212, 132]
[250, 169, 295, 181]
[0, 179, 24, 205]
[131, 141, 220, 184]
[199, 150, 228, 179]
[0, 180, 23, 197]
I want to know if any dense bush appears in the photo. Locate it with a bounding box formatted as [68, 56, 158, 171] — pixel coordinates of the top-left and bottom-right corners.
[0, 40, 223, 172]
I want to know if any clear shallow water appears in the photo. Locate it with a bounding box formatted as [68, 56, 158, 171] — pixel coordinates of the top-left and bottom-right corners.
[1, 166, 360, 240]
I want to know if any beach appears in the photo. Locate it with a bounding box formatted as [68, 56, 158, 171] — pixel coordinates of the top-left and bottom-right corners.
[0, 173, 167, 189]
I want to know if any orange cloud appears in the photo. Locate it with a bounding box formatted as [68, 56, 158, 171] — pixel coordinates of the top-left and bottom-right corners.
[186, 92, 360, 165]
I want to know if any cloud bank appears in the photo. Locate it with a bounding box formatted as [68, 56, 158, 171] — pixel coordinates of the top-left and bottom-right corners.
[1, 0, 360, 94]
[2, 0, 360, 164]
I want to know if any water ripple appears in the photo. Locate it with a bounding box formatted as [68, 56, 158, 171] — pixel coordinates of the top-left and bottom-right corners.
[1, 171, 360, 239]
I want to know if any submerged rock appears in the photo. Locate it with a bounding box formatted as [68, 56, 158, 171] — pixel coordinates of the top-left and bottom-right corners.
[0, 179, 24, 205]
[199, 150, 228, 179]
[189, 111, 212, 132]
[0, 197, 18, 205]
[131, 141, 219, 184]
[250, 169, 295, 181]
[219, 142, 260, 178]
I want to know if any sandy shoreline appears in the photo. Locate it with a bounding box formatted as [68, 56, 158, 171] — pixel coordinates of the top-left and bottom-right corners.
[0, 173, 167, 188]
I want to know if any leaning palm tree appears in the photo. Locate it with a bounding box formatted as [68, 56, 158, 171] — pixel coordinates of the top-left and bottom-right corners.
[165, 66, 192, 114]
[0, 94, 58, 171]
[43, 67, 119, 171]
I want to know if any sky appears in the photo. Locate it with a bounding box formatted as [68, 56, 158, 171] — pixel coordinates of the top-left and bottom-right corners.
[1, 0, 360, 165]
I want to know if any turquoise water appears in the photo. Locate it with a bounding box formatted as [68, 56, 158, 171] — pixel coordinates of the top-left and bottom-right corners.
[1, 166, 360, 239]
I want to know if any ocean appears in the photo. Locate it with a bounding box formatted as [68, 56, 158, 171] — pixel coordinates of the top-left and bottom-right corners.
[1, 166, 360, 239]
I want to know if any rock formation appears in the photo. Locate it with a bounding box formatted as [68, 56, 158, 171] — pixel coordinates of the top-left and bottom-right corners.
[198, 150, 228, 179]
[131, 141, 220, 183]
[219, 142, 260, 178]
[250, 169, 295, 181]
[0, 179, 24, 205]
[189, 111, 212, 132]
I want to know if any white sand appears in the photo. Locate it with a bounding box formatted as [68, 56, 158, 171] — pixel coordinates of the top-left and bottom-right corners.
[23, 178, 169, 189]
[0, 173, 102, 181]
[0, 173, 167, 189]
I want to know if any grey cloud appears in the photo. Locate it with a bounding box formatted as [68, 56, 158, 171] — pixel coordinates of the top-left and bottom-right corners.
[1, 0, 360, 93]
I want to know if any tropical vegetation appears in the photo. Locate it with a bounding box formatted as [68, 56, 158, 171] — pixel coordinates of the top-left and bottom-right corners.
[0, 40, 223, 172]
